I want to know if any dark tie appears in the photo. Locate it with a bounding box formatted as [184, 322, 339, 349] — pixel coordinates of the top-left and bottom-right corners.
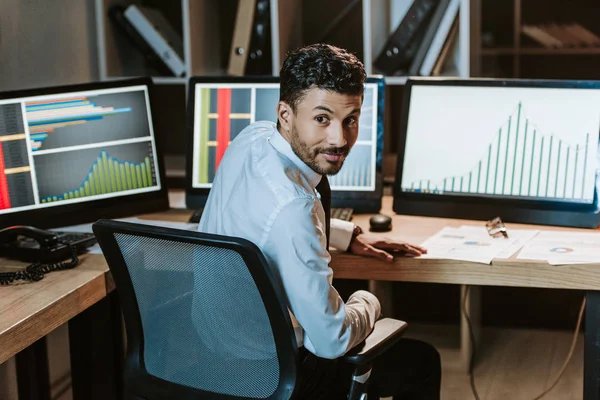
[316, 176, 331, 249]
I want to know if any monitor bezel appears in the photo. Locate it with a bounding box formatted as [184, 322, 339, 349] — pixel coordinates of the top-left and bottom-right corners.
[185, 76, 385, 213]
[393, 77, 600, 228]
[0, 77, 169, 229]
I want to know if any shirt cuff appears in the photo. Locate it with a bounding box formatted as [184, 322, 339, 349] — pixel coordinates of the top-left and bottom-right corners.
[330, 218, 355, 251]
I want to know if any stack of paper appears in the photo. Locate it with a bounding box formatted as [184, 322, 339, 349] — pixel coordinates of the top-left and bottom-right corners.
[517, 231, 600, 265]
[419, 226, 539, 264]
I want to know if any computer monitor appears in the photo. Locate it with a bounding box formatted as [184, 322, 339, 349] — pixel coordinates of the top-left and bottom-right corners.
[394, 78, 600, 228]
[185, 76, 385, 213]
[0, 78, 169, 229]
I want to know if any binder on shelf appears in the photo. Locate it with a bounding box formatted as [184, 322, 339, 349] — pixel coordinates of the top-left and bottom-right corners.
[228, 0, 256, 76]
[522, 23, 600, 49]
[245, 0, 272, 76]
[567, 23, 600, 46]
[418, 0, 460, 76]
[109, 5, 173, 77]
[374, 0, 439, 76]
[432, 18, 459, 76]
[542, 23, 580, 47]
[122, 5, 186, 77]
[407, 0, 451, 76]
[522, 25, 564, 48]
[228, 0, 272, 76]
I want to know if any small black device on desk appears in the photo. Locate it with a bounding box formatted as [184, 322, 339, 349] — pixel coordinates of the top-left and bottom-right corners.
[369, 214, 392, 232]
[0, 226, 96, 263]
[188, 207, 204, 223]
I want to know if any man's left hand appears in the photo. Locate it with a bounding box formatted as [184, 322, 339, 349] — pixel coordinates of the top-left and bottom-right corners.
[348, 233, 427, 262]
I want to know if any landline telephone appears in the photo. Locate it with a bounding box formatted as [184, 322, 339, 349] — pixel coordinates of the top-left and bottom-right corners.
[0, 226, 97, 285]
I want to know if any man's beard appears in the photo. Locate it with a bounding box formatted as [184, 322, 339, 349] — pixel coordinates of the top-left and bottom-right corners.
[289, 125, 349, 175]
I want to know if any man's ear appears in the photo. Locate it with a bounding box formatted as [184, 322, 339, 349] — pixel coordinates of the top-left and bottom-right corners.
[277, 101, 292, 132]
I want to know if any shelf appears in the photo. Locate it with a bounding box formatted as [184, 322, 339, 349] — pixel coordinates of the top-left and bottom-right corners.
[481, 47, 600, 55]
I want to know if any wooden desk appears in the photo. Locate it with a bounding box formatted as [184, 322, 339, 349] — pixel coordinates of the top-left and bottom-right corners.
[0, 254, 122, 400]
[1, 195, 600, 399]
[0, 255, 109, 365]
[331, 197, 600, 291]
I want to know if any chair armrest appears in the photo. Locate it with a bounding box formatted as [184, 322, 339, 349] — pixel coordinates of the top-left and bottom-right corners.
[341, 318, 408, 365]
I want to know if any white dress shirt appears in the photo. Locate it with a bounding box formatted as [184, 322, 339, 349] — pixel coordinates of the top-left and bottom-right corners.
[196, 121, 381, 359]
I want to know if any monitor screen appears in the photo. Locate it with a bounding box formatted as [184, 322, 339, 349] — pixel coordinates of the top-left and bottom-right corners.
[0, 78, 168, 228]
[186, 76, 384, 212]
[394, 78, 600, 228]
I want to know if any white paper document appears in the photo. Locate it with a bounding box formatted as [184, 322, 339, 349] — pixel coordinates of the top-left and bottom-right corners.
[56, 218, 199, 255]
[419, 226, 524, 264]
[457, 226, 540, 259]
[517, 230, 600, 265]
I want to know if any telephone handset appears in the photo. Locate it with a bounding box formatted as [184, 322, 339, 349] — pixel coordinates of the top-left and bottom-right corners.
[0, 225, 59, 247]
[0, 225, 68, 263]
[0, 225, 97, 285]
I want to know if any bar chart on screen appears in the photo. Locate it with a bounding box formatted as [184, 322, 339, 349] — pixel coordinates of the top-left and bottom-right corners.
[25, 91, 151, 151]
[34, 142, 158, 204]
[402, 86, 600, 203]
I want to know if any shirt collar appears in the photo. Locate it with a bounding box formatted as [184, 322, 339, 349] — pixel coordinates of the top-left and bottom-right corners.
[268, 127, 322, 189]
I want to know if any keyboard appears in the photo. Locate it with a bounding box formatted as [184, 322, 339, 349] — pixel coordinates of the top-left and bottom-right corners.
[331, 207, 354, 221]
[188, 207, 204, 223]
[55, 231, 97, 247]
[54, 232, 96, 247]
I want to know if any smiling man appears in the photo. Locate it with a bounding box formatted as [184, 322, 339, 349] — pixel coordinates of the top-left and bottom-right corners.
[198, 43, 441, 399]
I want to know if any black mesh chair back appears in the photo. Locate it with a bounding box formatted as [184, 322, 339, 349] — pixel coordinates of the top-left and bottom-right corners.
[93, 219, 299, 399]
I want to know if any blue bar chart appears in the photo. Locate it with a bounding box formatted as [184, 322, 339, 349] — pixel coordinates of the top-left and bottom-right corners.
[25, 91, 150, 151]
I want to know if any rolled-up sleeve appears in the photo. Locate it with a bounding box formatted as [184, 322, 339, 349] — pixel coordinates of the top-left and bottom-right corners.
[263, 198, 381, 359]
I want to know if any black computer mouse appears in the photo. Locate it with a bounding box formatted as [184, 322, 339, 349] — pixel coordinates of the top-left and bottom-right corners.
[369, 214, 392, 232]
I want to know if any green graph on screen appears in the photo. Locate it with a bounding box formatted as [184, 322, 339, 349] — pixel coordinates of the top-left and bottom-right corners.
[410, 102, 593, 199]
[41, 150, 155, 203]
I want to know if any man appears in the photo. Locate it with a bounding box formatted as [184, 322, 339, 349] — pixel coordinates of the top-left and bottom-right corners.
[198, 43, 441, 399]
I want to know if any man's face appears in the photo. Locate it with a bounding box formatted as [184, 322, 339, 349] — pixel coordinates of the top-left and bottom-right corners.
[279, 88, 362, 175]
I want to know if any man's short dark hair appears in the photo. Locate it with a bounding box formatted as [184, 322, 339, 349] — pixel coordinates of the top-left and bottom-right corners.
[278, 43, 366, 123]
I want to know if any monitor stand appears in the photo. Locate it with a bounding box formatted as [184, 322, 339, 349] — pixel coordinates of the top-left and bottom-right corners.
[185, 193, 209, 210]
[332, 198, 382, 214]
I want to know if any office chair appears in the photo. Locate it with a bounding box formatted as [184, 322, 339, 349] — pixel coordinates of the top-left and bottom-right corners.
[92, 219, 407, 400]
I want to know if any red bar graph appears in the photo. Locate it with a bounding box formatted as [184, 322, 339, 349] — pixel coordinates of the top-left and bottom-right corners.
[0, 144, 10, 210]
[215, 88, 232, 169]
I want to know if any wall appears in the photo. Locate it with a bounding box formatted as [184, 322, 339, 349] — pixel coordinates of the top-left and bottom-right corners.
[0, 0, 98, 91]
